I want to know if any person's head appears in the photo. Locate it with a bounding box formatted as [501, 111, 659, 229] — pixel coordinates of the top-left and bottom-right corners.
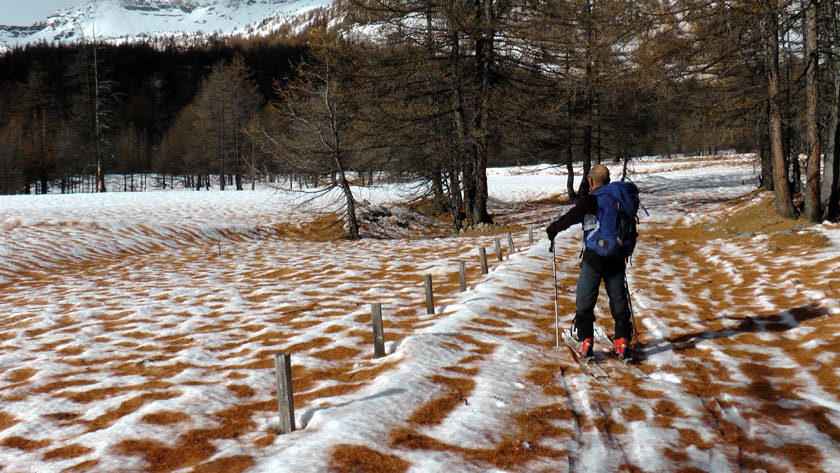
[587, 164, 610, 190]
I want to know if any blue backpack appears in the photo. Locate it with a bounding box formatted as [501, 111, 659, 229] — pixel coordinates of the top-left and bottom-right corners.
[583, 181, 645, 260]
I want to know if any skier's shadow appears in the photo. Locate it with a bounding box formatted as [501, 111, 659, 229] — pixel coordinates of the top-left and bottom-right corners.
[642, 302, 831, 356]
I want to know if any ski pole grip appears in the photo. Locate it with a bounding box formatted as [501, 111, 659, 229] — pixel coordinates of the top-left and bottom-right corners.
[549, 240, 555, 253]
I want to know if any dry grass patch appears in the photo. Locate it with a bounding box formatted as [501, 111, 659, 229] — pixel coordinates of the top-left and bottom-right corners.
[274, 214, 348, 241]
[85, 391, 183, 432]
[252, 434, 276, 448]
[775, 443, 824, 472]
[42, 443, 93, 460]
[4, 368, 37, 383]
[62, 459, 100, 472]
[457, 224, 527, 238]
[678, 428, 715, 450]
[471, 317, 512, 328]
[34, 338, 74, 352]
[113, 438, 206, 472]
[511, 333, 542, 345]
[191, 455, 255, 473]
[524, 363, 567, 396]
[42, 412, 81, 423]
[407, 375, 475, 426]
[652, 400, 685, 428]
[55, 381, 175, 403]
[293, 360, 399, 395]
[626, 384, 666, 400]
[311, 346, 363, 361]
[295, 382, 365, 404]
[705, 193, 819, 237]
[622, 404, 647, 422]
[455, 333, 498, 353]
[443, 365, 480, 376]
[393, 401, 574, 470]
[283, 336, 333, 353]
[114, 400, 273, 473]
[663, 447, 691, 462]
[32, 378, 99, 394]
[141, 410, 191, 425]
[330, 444, 410, 473]
[324, 324, 346, 334]
[1, 436, 51, 451]
[227, 384, 256, 398]
[111, 361, 196, 380]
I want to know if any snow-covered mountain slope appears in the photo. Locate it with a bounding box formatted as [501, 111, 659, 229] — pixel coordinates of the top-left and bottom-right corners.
[0, 0, 333, 49]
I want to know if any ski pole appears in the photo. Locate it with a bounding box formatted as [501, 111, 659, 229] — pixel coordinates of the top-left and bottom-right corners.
[624, 270, 640, 345]
[550, 239, 559, 349]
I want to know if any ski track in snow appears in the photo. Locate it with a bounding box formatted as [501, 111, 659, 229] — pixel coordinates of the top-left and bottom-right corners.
[1, 154, 840, 472]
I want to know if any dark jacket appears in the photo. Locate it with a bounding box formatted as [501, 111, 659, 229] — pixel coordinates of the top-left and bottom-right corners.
[546, 193, 625, 274]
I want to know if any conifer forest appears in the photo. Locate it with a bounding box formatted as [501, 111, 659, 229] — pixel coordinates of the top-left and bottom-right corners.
[1, 1, 839, 226]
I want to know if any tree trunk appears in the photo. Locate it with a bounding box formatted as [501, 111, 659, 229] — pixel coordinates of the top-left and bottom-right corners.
[465, 0, 494, 227]
[765, 6, 797, 218]
[760, 146, 775, 191]
[759, 103, 774, 190]
[578, 116, 592, 196]
[448, 170, 464, 232]
[97, 161, 106, 193]
[566, 100, 576, 200]
[335, 155, 359, 239]
[577, 0, 594, 197]
[822, 2, 840, 221]
[804, 0, 821, 222]
[566, 143, 576, 200]
[449, 30, 474, 229]
[462, 151, 478, 226]
[563, 28, 577, 200]
[828, 120, 840, 221]
[594, 91, 602, 165]
[432, 170, 448, 213]
[39, 169, 48, 195]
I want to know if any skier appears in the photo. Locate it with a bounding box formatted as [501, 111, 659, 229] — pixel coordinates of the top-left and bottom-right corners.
[546, 164, 634, 360]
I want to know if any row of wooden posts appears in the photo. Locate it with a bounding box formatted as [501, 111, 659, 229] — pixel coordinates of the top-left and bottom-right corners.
[273, 226, 537, 434]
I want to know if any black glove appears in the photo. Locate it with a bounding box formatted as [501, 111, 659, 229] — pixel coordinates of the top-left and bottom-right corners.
[548, 239, 555, 253]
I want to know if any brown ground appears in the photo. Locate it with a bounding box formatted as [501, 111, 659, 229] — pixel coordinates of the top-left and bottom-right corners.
[1, 165, 839, 472]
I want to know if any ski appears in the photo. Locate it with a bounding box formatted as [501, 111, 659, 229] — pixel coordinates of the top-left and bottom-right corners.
[593, 327, 648, 379]
[561, 329, 609, 378]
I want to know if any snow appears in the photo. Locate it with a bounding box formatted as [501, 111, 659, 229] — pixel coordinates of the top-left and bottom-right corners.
[1, 154, 840, 472]
[0, 0, 333, 49]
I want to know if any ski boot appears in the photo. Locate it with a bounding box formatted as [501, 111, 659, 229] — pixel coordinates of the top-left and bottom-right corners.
[578, 338, 594, 360]
[613, 337, 631, 361]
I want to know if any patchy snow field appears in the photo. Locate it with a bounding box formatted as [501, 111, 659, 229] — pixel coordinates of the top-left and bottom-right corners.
[1, 154, 839, 473]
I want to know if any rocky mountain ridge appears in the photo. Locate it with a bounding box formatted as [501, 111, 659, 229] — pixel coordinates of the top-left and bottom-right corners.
[0, 0, 332, 50]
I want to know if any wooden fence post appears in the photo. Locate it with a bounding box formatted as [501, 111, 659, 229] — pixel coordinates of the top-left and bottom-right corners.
[371, 303, 385, 358]
[458, 261, 467, 292]
[507, 232, 516, 253]
[274, 353, 295, 434]
[424, 274, 435, 314]
[495, 239, 503, 261]
[479, 248, 488, 274]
